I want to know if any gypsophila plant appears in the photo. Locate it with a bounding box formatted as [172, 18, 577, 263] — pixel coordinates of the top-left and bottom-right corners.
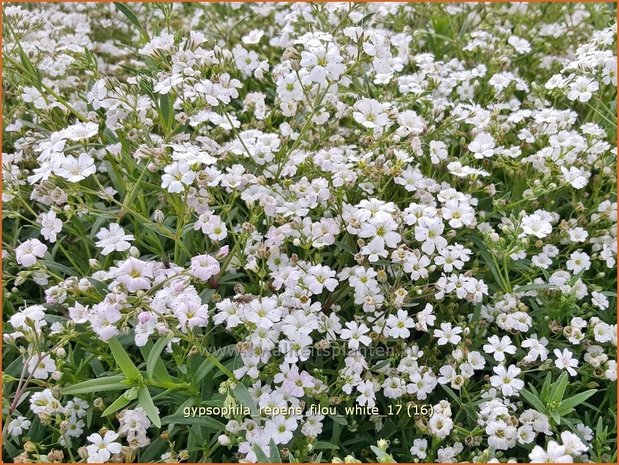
[2, 2, 617, 463]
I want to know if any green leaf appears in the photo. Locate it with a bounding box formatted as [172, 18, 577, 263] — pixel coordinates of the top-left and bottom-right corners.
[138, 385, 161, 428]
[253, 443, 270, 463]
[520, 388, 547, 413]
[193, 358, 216, 386]
[269, 439, 282, 463]
[467, 235, 509, 293]
[101, 393, 131, 416]
[138, 438, 168, 462]
[87, 277, 108, 297]
[514, 283, 558, 293]
[370, 445, 394, 462]
[440, 384, 477, 422]
[40, 260, 76, 276]
[108, 337, 142, 382]
[556, 389, 597, 416]
[549, 372, 569, 404]
[541, 371, 553, 399]
[335, 240, 356, 255]
[314, 441, 339, 450]
[114, 3, 149, 40]
[160, 414, 226, 431]
[147, 337, 170, 381]
[159, 93, 174, 133]
[233, 383, 258, 416]
[329, 414, 348, 426]
[269, 439, 282, 462]
[63, 375, 127, 395]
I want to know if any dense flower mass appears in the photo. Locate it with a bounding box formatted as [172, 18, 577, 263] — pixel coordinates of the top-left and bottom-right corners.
[2, 2, 617, 463]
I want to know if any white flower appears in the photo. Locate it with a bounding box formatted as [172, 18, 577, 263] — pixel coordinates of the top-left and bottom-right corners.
[468, 132, 496, 159]
[554, 348, 579, 376]
[591, 291, 609, 310]
[566, 250, 591, 274]
[63, 122, 99, 141]
[386, 309, 415, 339]
[95, 224, 134, 256]
[86, 430, 122, 463]
[520, 213, 552, 238]
[15, 239, 48, 267]
[508, 35, 531, 54]
[561, 166, 589, 189]
[55, 153, 97, 182]
[38, 211, 63, 243]
[433, 322, 462, 345]
[483, 335, 516, 362]
[566, 76, 598, 102]
[242, 29, 264, 45]
[429, 140, 448, 164]
[190, 254, 220, 281]
[560, 431, 588, 456]
[7, 416, 31, 437]
[264, 415, 297, 444]
[340, 322, 372, 350]
[410, 438, 428, 459]
[27, 353, 57, 379]
[300, 44, 345, 85]
[529, 441, 573, 463]
[489, 364, 524, 397]
[161, 161, 196, 193]
[352, 99, 390, 134]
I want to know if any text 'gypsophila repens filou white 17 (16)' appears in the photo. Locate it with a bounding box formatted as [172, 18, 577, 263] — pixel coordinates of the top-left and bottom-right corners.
[2, 2, 617, 464]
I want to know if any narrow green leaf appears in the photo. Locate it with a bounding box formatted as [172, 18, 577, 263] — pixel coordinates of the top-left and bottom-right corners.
[557, 389, 597, 415]
[549, 372, 569, 404]
[101, 393, 131, 416]
[160, 414, 226, 431]
[314, 441, 339, 450]
[193, 358, 216, 386]
[147, 337, 170, 381]
[108, 337, 142, 382]
[40, 260, 76, 276]
[253, 443, 270, 463]
[63, 375, 127, 395]
[541, 371, 553, 399]
[114, 3, 149, 40]
[138, 385, 161, 428]
[329, 414, 348, 426]
[269, 439, 281, 462]
[233, 383, 258, 416]
[467, 235, 509, 292]
[520, 388, 547, 413]
[514, 283, 558, 293]
[87, 277, 108, 297]
[440, 384, 477, 422]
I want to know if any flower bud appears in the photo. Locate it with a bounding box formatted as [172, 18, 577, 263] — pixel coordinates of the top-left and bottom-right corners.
[153, 209, 165, 223]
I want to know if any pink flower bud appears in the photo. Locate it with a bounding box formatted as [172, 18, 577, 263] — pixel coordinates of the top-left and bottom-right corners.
[216, 245, 230, 258]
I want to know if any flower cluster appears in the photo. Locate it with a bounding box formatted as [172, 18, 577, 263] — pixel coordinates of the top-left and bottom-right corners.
[2, 2, 617, 464]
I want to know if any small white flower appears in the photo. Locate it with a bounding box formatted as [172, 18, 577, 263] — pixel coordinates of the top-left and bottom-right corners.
[554, 348, 579, 376]
[520, 213, 552, 239]
[86, 430, 122, 463]
[15, 239, 48, 267]
[95, 224, 134, 256]
[468, 132, 496, 159]
[38, 211, 63, 243]
[55, 153, 97, 182]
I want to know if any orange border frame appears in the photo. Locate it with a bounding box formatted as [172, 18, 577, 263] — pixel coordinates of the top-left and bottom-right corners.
[0, 1, 616, 464]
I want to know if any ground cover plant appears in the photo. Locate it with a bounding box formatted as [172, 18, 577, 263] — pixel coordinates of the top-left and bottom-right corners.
[2, 2, 618, 463]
